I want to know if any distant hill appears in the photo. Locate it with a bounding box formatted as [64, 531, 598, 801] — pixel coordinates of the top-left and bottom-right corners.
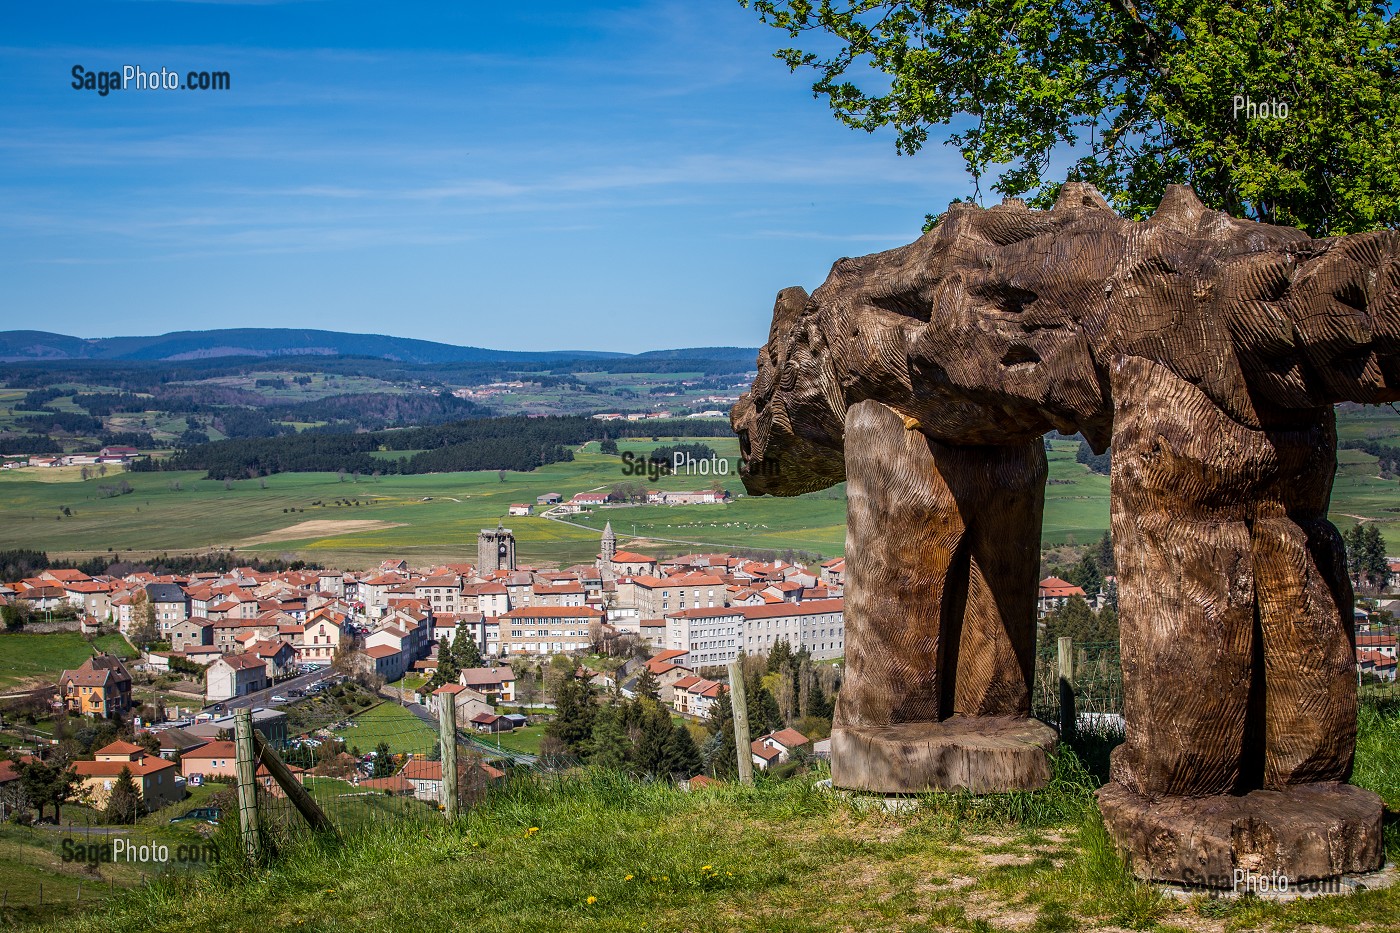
[0, 328, 759, 365]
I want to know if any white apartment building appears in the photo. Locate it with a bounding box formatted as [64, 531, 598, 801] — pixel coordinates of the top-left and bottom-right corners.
[617, 573, 726, 619]
[664, 608, 745, 667]
[739, 599, 845, 660]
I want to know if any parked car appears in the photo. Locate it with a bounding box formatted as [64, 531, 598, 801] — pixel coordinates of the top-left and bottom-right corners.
[171, 806, 220, 824]
[271, 695, 288, 703]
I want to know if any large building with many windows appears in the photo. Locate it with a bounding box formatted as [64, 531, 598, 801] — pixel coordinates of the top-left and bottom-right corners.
[663, 608, 745, 668]
[498, 606, 605, 654]
[617, 573, 726, 619]
[739, 599, 845, 660]
[664, 599, 846, 666]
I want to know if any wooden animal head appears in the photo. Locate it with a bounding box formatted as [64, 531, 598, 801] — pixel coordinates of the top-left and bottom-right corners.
[734, 183, 1400, 496]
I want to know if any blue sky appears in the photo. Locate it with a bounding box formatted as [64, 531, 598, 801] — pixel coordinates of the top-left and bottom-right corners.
[0, 1, 970, 353]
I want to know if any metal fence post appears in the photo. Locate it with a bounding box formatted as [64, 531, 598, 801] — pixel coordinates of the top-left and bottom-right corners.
[233, 708, 262, 862]
[1057, 636, 1076, 744]
[727, 659, 753, 785]
[438, 692, 459, 819]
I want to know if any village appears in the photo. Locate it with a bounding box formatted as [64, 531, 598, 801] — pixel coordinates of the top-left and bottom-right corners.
[4, 504, 1398, 829]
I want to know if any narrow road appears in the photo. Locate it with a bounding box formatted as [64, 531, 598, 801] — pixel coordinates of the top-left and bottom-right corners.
[212, 666, 335, 713]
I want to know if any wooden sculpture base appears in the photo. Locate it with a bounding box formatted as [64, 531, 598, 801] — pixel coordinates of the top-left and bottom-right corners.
[831, 716, 1057, 794]
[1097, 782, 1385, 887]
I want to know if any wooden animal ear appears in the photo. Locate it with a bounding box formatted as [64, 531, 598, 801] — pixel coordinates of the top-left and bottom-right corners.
[1150, 185, 1207, 229]
[768, 286, 811, 344]
[1052, 182, 1114, 213]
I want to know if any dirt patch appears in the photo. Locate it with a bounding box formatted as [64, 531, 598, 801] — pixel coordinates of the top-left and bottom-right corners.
[236, 520, 405, 547]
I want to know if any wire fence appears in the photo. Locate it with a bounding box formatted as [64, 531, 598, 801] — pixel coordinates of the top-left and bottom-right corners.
[1030, 637, 1400, 731]
[0, 807, 219, 918]
[1031, 639, 1124, 730]
[243, 683, 581, 854]
[6, 643, 1396, 915]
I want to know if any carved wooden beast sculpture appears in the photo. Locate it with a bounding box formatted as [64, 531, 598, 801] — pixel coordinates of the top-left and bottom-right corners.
[732, 183, 1399, 884]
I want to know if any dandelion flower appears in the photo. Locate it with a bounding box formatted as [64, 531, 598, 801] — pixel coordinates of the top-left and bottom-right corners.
[587, 896, 597, 905]
[702, 865, 712, 871]
[625, 874, 634, 881]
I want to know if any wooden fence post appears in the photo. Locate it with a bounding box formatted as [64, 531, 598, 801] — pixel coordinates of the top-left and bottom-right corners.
[233, 708, 262, 862]
[438, 692, 459, 819]
[1057, 636, 1076, 744]
[727, 659, 753, 785]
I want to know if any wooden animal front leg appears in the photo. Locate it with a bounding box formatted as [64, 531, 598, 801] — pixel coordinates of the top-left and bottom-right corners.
[833, 400, 1054, 792]
[837, 399, 1045, 729]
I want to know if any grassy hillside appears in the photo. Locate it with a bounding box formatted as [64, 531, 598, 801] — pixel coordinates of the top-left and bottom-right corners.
[15, 703, 1400, 933]
[2, 413, 1399, 569]
[0, 632, 135, 689]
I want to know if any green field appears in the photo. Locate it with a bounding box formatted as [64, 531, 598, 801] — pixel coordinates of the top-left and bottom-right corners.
[1, 412, 1398, 570]
[22, 703, 1400, 933]
[481, 724, 547, 756]
[0, 632, 136, 690]
[333, 702, 438, 756]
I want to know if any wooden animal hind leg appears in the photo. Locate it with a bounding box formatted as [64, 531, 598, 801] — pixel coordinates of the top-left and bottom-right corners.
[831, 400, 1054, 793]
[1097, 357, 1382, 884]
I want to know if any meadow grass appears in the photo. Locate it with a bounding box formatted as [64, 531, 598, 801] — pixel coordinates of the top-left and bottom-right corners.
[0, 631, 135, 689]
[16, 704, 1400, 933]
[330, 701, 437, 756]
[479, 723, 548, 755]
[2, 421, 1398, 565]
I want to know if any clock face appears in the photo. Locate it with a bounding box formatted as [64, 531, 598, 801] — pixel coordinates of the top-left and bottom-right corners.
[499, 543, 508, 556]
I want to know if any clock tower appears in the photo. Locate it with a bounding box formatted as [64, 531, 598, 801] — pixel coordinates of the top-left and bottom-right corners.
[477, 523, 516, 574]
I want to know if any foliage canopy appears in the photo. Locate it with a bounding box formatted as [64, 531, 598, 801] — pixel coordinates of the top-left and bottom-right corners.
[742, 0, 1400, 235]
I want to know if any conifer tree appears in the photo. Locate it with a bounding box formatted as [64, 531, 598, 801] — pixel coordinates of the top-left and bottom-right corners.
[427, 636, 459, 690]
[662, 722, 703, 779]
[452, 627, 483, 670]
[104, 766, 141, 825]
[546, 671, 596, 757]
[704, 691, 737, 778]
[589, 706, 632, 771]
[372, 741, 395, 778]
[635, 701, 673, 776]
[634, 666, 661, 703]
[766, 637, 793, 674]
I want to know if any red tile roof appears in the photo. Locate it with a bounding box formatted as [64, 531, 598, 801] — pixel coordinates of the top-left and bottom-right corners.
[181, 740, 237, 761]
[74, 756, 177, 778]
[97, 740, 145, 756]
[735, 599, 844, 620]
[500, 606, 604, 619]
[768, 728, 809, 750]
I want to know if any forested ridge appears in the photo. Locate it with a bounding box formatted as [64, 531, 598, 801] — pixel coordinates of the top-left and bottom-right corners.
[139, 416, 736, 479]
